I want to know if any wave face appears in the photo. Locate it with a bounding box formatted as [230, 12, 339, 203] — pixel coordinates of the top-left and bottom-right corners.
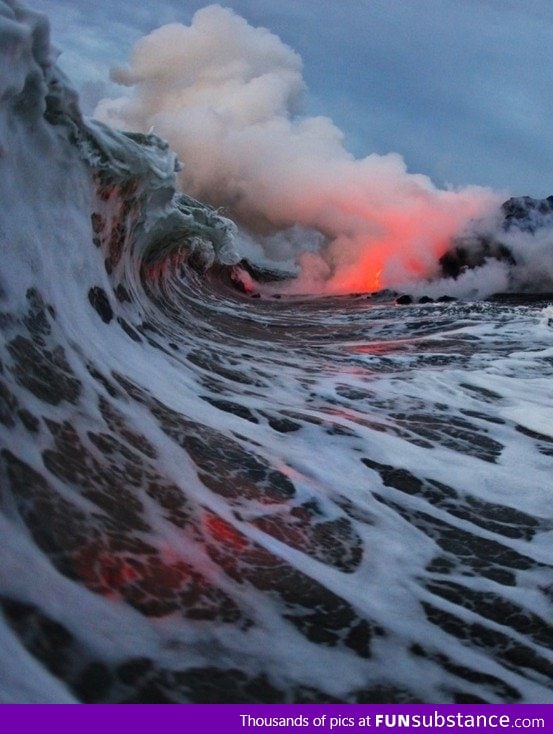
[1, 3, 552, 704]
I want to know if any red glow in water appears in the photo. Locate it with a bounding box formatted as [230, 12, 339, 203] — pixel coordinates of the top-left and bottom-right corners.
[73, 545, 141, 595]
[204, 515, 248, 551]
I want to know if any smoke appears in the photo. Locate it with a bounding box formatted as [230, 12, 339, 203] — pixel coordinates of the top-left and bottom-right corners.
[95, 4, 503, 294]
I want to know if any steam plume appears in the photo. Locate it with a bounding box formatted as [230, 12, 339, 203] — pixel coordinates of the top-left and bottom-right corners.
[95, 4, 501, 294]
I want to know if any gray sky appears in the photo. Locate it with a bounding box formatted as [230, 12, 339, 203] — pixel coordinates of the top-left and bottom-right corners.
[32, 0, 553, 197]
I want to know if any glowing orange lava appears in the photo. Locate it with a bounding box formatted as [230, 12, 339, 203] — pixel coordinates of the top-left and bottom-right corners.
[293, 190, 500, 295]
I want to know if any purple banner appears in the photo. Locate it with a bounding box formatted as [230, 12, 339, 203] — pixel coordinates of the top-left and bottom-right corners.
[0, 704, 551, 734]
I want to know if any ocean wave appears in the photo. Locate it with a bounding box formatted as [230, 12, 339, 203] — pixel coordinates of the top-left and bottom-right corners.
[0, 1, 552, 704]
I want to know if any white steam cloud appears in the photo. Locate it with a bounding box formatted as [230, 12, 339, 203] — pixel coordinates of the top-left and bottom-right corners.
[95, 4, 504, 294]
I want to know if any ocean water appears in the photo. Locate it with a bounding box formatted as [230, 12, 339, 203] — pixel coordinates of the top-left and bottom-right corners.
[0, 2, 552, 704]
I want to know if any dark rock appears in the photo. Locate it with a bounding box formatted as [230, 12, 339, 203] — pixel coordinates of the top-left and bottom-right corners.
[355, 685, 420, 704]
[395, 294, 413, 305]
[418, 296, 434, 303]
[117, 317, 142, 342]
[502, 195, 553, 233]
[486, 292, 553, 305]
[114, 284, 131, 303]
[366, 288, 399, 302]
[73, 662, 113, 703]
[128, 684, 174, 703]
[7, 336, 81, 405]
[91, 212, 104, 234]
[439, 238, 515, 279]
[18, 409, 40, 432]
[440, 194, 553, 282]
[436, 295, 457, 303]
[201, 396, 259, 423]
[265, 414, 301, 433]
[24, 288, 52, 338]
[116, 657, 154, 685]
[0, 597, 75, 680]
[88, 287, 113, 323]
[0, 379, 17, 427]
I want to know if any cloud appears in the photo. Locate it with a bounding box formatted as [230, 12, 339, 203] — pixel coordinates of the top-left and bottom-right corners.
[35, 0, 553, 196]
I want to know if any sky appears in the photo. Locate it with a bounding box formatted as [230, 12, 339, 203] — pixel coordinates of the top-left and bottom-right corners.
[31, 0, 553, 198]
